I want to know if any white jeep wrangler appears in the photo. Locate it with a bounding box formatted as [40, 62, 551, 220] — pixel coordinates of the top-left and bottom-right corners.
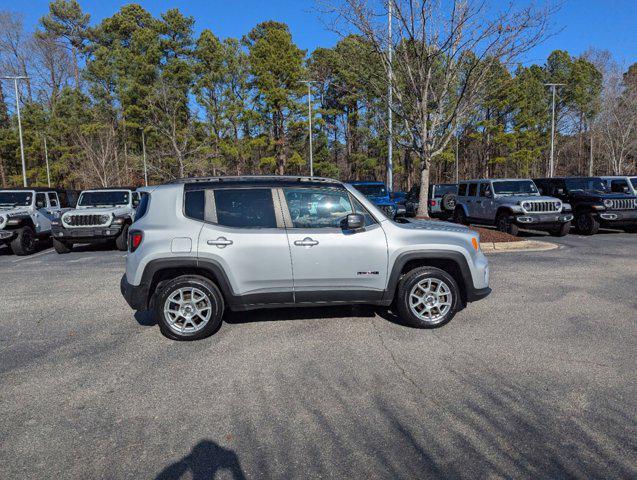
[0, 188, 64, 255]
[51, 188, 140, 253]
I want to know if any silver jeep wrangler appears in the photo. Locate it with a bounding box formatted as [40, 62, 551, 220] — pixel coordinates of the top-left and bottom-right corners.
[51, 188, 140, 253]
[120, 176, 491, 340]
[0, 188, 63, 255]
[453, 179, 573, 236]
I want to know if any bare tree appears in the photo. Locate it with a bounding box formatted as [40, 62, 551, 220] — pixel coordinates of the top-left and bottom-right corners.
[322, 0, 554, 216]
[74, 123, 120, 187]
[0, 11, 33, 100]
[31, 31, 73, 107]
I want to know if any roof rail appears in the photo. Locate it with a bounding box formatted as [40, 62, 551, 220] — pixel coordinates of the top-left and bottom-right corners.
[170, 175, 341, 185]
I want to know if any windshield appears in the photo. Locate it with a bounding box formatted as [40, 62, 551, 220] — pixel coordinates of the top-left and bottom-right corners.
[78, 191, 130, 207]
[353, 184, 387, 197]
[564, 178, 608, 194]
[433, 185, 457, 197]
[630, 178, 637, 189]
[0, 191, 33, 207]
[493, 180, 538, 195]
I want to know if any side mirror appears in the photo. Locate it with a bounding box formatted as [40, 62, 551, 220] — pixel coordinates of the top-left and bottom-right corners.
[556, 188, 565, 195]
[132, 199, 140, 207]
[485, 189, 492, 198]
[36, 201, 46, 209]
[623, 186, 629, 193]
[342, 213, 365, 230]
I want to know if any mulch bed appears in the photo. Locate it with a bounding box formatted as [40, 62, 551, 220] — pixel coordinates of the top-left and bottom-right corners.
[413, 217, 522, 243]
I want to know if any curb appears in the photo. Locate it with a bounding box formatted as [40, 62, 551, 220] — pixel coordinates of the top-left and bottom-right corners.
[481, 240, 558, 253]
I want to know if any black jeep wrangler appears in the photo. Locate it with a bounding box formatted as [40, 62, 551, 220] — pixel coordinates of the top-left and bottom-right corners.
[534, 177, 637, 235]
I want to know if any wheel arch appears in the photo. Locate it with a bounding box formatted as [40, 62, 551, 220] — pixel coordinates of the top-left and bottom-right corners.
[384, 251, 473, 306]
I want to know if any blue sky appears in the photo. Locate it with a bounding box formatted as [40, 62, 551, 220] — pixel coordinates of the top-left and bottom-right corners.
[5, 0, 637, 68]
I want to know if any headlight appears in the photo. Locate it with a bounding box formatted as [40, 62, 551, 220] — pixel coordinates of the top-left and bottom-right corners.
[554, 201, 561, 210]
[521, 201, 531, 211]
[603, 199, 613, 208]
[100, 214, 111, 224]
[111, 217, 126, 225]
[562, 203, 572, 212]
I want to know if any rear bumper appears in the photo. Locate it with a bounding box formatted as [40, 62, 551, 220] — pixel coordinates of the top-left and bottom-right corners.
[514, 213, 573, 229]
[120, 275, 149, 311]
[52, 224, 123, 242]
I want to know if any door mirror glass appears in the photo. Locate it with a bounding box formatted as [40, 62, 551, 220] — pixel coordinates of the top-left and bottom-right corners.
[484, 189, 492, 198]
[342, 213, 365, 230]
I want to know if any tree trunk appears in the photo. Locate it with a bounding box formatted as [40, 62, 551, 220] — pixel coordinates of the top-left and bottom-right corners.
[72, 46, 80, 89]
[415, 163, 431, 218]
[0, 156, 6, 187]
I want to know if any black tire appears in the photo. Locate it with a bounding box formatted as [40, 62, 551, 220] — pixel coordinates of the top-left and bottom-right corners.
[453, 207, 468, 225]
[496, 212, 519, 236]
[575, 211, 599, 235]
[154, 275, 224, 341]
[549, 221, 571, 237]
[395, 267, 461, 328]
[440, 192, 456, 213]
[623, 225, 637, 233]
[53, 238, 72, 253]
[10, 226, 36, 256]
[115, 224, 129, 251]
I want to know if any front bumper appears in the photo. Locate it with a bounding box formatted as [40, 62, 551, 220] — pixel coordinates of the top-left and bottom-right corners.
[52, 224, 123, 242]
[597, 209, 637, 226]
[120, 275, 149, 311]
[0, 230, 16, 242]
[514, 213, 573, 229]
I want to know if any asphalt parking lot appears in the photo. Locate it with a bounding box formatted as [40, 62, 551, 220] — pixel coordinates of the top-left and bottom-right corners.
[1, 231, 636, 479]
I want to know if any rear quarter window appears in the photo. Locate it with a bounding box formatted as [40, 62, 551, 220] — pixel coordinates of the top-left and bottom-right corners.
[135, 192, 151, 220]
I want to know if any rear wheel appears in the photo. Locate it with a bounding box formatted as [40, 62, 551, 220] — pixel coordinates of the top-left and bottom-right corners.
[396, 267, 461, 328]
[549, 221, 571, 237]
[496, 212, 519, 236]
[154, 275, 224, 341]
[10, 226, 36, 256]
[53, 238, 72, 253]
[575, 211, 599, 235]
[115, 224, 129, 251]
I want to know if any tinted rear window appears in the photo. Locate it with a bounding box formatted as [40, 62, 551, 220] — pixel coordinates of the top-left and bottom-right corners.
[135, 192, 151, 220]
[214, 189, 276, 228]
[184, 190, 205, 220]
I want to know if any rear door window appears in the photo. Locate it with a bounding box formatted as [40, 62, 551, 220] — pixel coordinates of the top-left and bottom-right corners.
[458, 184, 467, 196]
[468, 183, 478, 197]
[213, 188, 277, 228]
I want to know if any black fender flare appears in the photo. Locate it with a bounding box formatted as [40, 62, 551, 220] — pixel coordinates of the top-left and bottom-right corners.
[383, 250, 479, 304]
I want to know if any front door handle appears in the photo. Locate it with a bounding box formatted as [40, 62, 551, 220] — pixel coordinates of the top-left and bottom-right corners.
[207, 237, 233, 248]
[294, 237, 319, 247]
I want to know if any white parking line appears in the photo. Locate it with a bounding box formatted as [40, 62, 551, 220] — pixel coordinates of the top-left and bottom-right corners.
[12, 248, 54, 263]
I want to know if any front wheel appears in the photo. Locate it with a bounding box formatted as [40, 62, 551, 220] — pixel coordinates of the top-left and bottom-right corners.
[154, 275, 224, 341]
[576, 211, 599, 235]
[453, 207, 468, 225]
[496, 212, 519, 236]
[53, 238, 72, 253]
[395, 267, 461, 328]
[10, 226, 36, 256]
[549, 221, 571, 237]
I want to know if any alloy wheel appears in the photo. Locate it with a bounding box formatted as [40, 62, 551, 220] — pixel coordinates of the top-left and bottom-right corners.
[408, 278, 453, 324]
[163, 287, 212, 335]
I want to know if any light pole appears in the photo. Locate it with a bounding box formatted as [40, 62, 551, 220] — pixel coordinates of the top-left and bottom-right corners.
[387, 0, 393, 192]
[545, 83, 565, 177]
[302, 80, 317, 177]
[43, 135, 51, 187]
[1, 76, 29, 186]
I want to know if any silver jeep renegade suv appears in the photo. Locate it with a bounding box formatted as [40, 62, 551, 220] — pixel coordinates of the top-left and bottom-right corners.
[120, 176, 490, 340]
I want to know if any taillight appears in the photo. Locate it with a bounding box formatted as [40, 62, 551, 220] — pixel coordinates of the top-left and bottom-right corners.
[129, 231, 143, 252]
[428, 199, 437, 206]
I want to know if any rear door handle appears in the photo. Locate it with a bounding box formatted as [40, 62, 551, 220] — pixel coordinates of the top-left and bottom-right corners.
[207, 237, 233, 248]
[294, 237, 319, 247]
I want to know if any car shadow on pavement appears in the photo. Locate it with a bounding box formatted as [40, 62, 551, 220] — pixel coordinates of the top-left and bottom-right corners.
[155, 439, 246, 480]
[69, 242, 120, 253]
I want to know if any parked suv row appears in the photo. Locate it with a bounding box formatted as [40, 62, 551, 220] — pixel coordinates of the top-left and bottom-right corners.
[120, 176, 491, 340]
